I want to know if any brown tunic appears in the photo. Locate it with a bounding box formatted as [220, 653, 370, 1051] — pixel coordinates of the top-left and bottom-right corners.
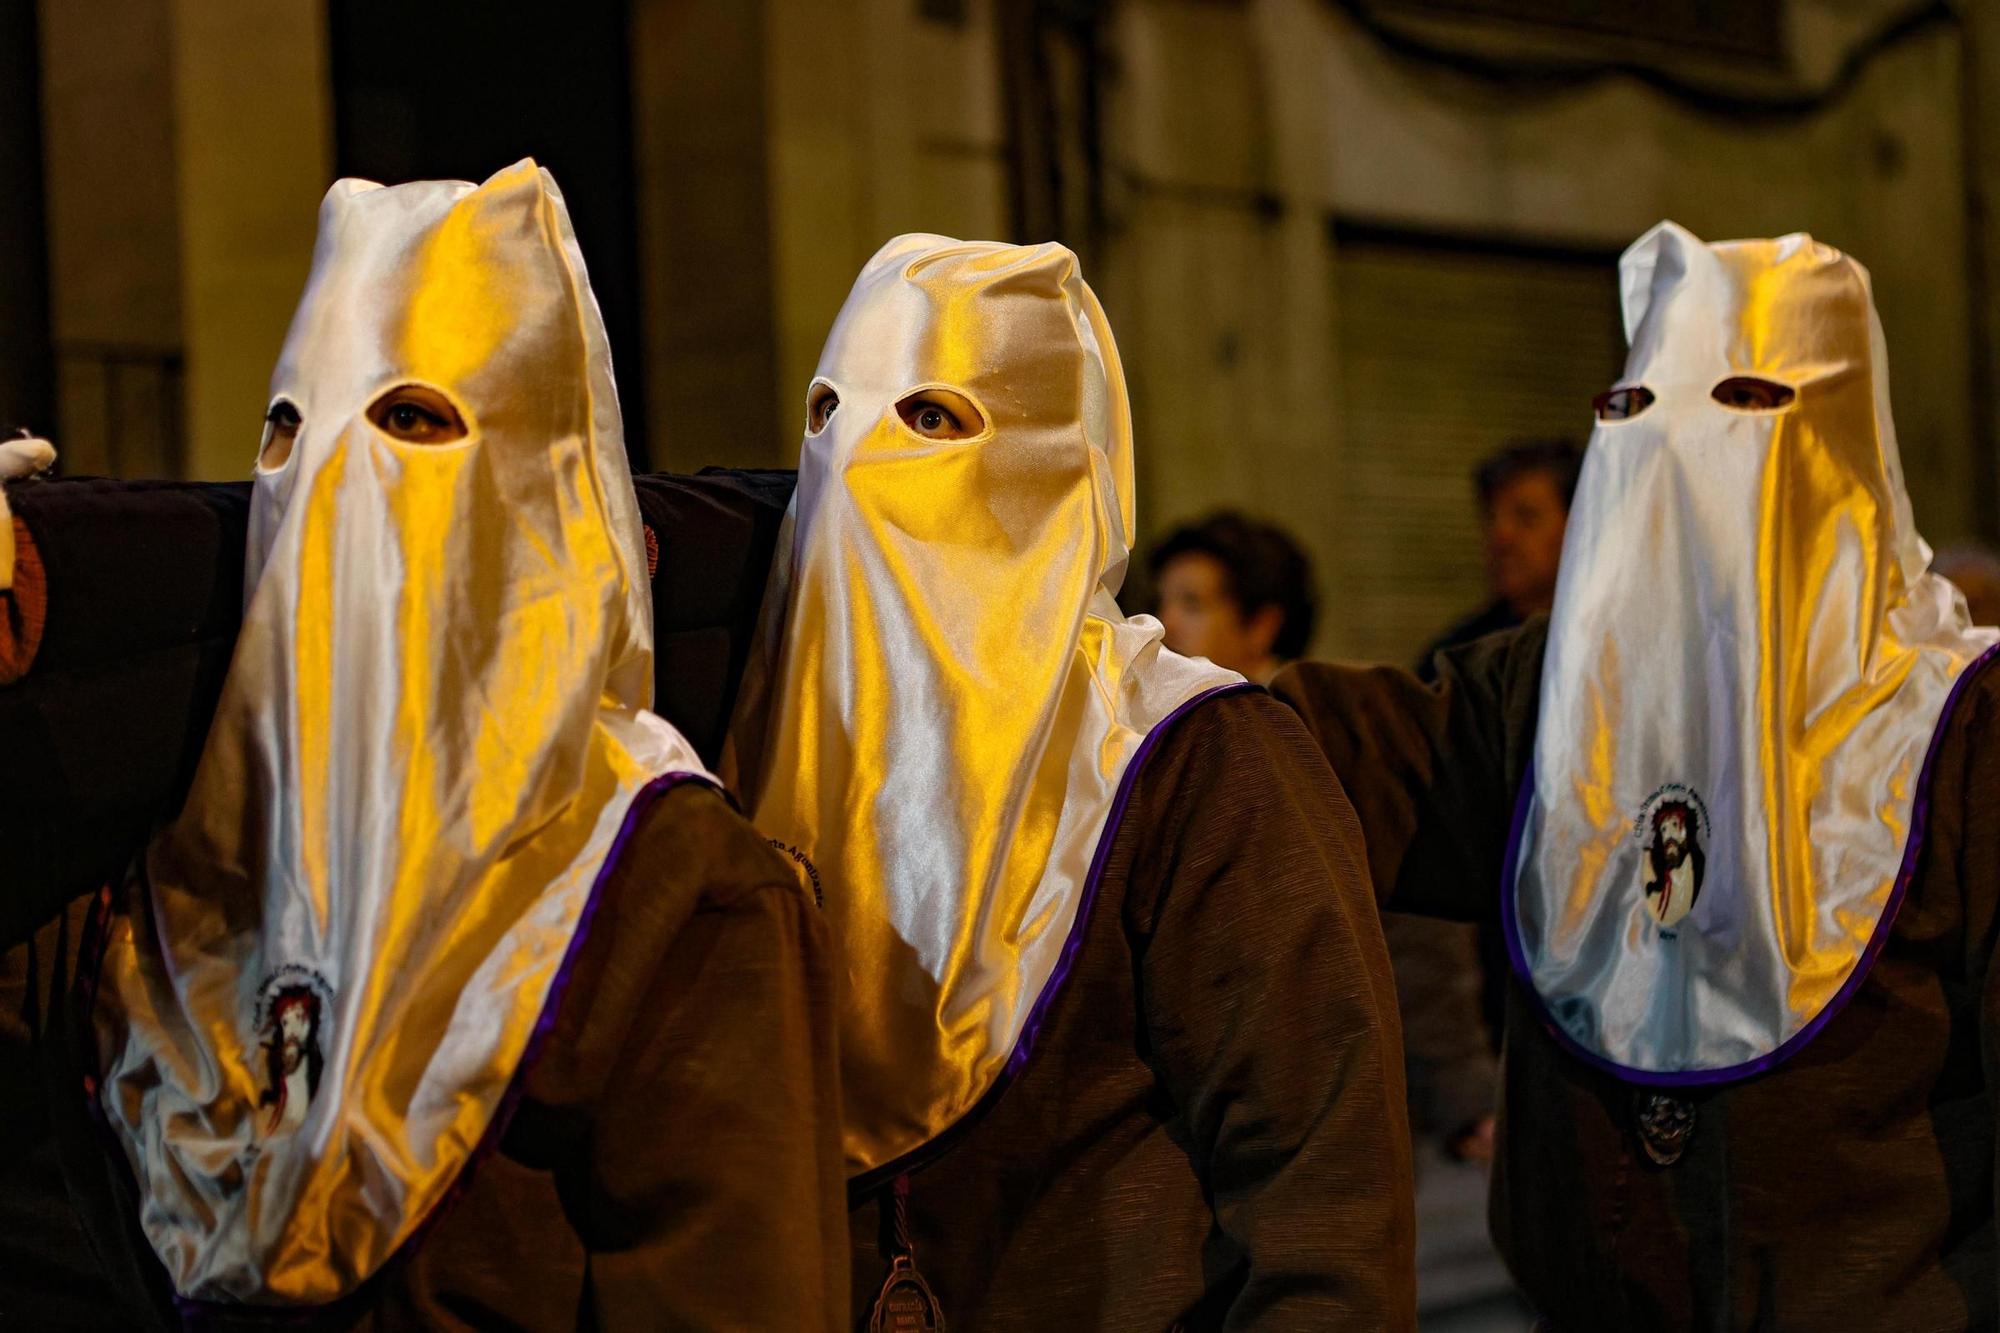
[3, 783, 847, 1331]
[1274, 618, 2000, 1331]
[847, 690, 1416, 1331]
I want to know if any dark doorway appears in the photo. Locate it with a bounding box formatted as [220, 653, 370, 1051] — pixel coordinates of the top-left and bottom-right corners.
[0, 0, 54, 437]
[328, 0, 647, 457]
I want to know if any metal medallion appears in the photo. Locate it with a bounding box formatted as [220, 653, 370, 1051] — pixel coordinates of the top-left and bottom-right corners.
[1633, 1090, 1696, 1167]
[869, 1255, 945, 1333]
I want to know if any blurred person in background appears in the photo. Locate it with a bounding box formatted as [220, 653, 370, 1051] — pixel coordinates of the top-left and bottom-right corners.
[1409, 439, 1585, 1122]
[1936, 544, 2000, 626]
[1417, 438, 1583, 683]
[1402, 441, 1585, 1165]
[1150, 510, 1318, 683]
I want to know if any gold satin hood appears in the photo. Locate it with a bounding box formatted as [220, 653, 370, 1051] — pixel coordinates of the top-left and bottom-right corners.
[730, 235, 1241, 1178]
[1506, 222, 1998, 1083]
[91, 160, 710, 1304]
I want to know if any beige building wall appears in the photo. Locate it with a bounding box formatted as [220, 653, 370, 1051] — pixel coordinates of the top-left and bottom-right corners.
[746, 0, 1985, 660]
[36, 0, 328, 479]
[169, 0, 332, 480]
[37, 0, 182, 476]
[761, 0, 1011, 445]
[632, 0, 783, 470]
[1099, 0, 1979, 659]
[26, 0, 1992, 659]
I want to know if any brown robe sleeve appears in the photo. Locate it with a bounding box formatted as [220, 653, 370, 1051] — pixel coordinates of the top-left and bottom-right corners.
[1, 481, 250, 949]
[1959, 667, 2000, 1319]
[506, 782, 847, 1329]
[1127, 691, 1416, 1330]
[0, 516, 45, 684]
[1269, 618, 1547, 922]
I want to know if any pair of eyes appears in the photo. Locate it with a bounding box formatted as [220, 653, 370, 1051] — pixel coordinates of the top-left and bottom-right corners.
[806, 385, 986, 440]
[258, 385, 468, 468]
[1592, 376, 1796, 422]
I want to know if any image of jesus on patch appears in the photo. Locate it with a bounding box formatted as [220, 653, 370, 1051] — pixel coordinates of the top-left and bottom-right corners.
[258, 986, 325, 1137]
[1641, 799, 1705, 929]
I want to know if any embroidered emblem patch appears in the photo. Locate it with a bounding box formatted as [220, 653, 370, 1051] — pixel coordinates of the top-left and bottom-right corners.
[253, 965, 332, 1138]
[1633, 784, 1709, 931]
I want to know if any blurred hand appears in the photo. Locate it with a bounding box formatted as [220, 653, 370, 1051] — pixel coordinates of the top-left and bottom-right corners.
[0, 433, 54, 481]
[1447, 1114, 1496, 1164]
[1, 433, 55, 592]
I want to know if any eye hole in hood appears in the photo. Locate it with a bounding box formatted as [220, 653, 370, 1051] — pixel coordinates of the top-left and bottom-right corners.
[259, 399, 302, 471]
[1710, 376, 1796, 414]
[895, 387, 985, 441]
[1593, 385, 1656, 422]
[367, 384, 469, 445]
[807, 380, 840, 435]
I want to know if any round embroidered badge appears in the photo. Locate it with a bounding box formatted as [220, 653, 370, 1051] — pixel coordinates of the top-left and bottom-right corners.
[1632, 784, 1710, 931]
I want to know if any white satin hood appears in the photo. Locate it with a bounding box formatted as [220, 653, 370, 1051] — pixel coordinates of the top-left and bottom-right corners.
[729, 235, 1241, 1177]
[91, 160, 710, 1304]
[1506, 221, 1998, 1083]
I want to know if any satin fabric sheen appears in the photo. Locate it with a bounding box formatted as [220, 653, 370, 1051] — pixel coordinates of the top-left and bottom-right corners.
[93, 161, 709, 1303]
[729, 236, 1239, 1176]
[1509, 222, 1997, 1080]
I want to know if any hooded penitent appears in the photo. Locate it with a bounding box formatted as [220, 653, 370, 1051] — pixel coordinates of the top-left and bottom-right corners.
[1505, 222, 1999, 1084]
[729, 235, 1242, 1179]
[90, 161, 711, 1305]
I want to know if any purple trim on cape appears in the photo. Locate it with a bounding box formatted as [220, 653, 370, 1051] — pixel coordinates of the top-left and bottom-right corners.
[81, 770, 717, 1326]
[1501, 641, 2000, 1088]
[848, 680, 1257, 1198]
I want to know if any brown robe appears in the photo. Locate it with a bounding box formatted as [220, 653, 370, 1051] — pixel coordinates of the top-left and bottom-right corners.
[1274, 618, 2000, 1331]
[4, 783, 848, 1330]
[847, 690, 1416, 1331]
